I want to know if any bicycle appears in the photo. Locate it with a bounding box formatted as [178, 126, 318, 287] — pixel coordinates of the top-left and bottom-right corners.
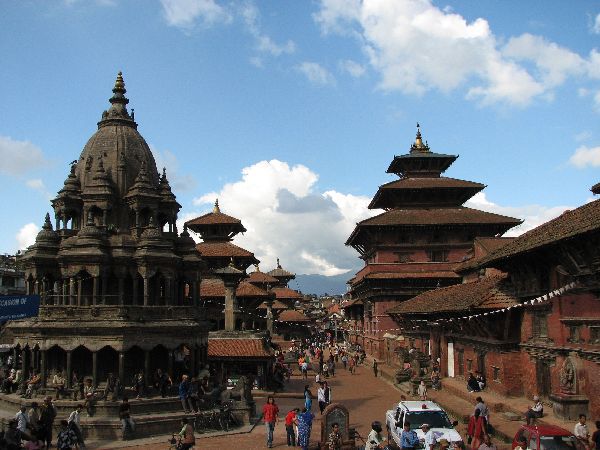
[218, 400, 239, 432]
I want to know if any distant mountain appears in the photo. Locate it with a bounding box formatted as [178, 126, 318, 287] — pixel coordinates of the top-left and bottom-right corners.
[293, 272, 353, 296]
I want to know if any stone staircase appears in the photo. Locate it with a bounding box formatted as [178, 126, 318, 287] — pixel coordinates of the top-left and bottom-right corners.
[0, 392, 254, 440]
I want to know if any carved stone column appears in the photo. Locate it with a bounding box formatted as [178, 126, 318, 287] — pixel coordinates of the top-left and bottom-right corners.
[143, 277, 149, 306]
[118, 277, 124, 306]
[92, 276, 99, 306]
[118, 352, 125, 385]
[66, 350, 72, 388]
[40, 350, 47, 388]
[92, 351, 98, 387]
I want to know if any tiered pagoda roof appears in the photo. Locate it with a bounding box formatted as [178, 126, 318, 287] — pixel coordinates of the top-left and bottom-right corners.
[186, 200, 258, 271]
[346, 124, 521, 302]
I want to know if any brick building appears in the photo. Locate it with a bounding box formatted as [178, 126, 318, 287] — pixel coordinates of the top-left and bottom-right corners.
[389, 191, 600, 420]
[345, 125, 520, 361]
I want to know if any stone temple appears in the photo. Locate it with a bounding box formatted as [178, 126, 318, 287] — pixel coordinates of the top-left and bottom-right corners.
[3, 73, 210, 436]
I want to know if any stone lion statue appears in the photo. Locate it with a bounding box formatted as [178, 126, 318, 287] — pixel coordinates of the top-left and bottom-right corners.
[220, 375, 254, 404]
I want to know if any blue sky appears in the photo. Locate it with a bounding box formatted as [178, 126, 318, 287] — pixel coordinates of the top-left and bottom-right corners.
[1, 0, 600, 278]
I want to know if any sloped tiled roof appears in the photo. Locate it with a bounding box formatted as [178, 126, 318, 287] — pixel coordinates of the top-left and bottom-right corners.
[257, 299, 289, 310]
[200, 279, 269, 298]
[364, 271, 460, 280]
[377, 177, 484, 190]
[186, 211, 243, 226]
[387, 274, 518, 315]
[247, 270, 278, 284]
[196, 241, 256, 258]
[277, 310, 311, 322]
[208, 338, 272, 358]
[272, 286, 304, 300]
[479, 199, 600, 267]
[457, 237, 515, 272]
[356, 207, 521, 227]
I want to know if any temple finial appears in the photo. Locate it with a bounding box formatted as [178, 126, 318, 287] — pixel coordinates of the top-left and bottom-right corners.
[277, 258, 281, 269]
[213, 199, 220, 213]
[255, 264, 260, 272]
[411, 122, 428, 152]
[162, 167, 167, 180]
[43, 213, 52, 230]
[114, 71, 125, 94]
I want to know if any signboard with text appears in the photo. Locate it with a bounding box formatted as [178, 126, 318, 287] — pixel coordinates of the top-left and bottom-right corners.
[0, 295, 40, 322]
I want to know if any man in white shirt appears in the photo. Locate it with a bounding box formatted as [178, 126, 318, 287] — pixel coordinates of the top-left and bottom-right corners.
[574, 414, 590, 447]
[421, 424, 437, 450]
[317, 381, 331, 415]
[68, 404, 86, 449]
[525, 395, 543, 425]
[15, 405, 29, 434]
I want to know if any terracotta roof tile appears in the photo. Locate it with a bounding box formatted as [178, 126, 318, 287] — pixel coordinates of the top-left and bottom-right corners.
[208, 338, 272, 358]
[257, 300, 289, 310]
[277, 310, 311, 322]
[272, 287, 304, 300]
[357, 207, 521, 227]
[365, 271, 460, 280]
[378, 177, 485, 190]
[387, 274, 518, 315]
[247, 271, 279, 284]
[186, 211, 243, 226]
[196, 242, 257, 258]
[480, 199, 600, 266]
[200, 279, 270, 298]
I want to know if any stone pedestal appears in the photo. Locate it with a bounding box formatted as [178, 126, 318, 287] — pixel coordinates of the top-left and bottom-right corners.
[550, 393, 589, 420]
[232, 400, 255, 425]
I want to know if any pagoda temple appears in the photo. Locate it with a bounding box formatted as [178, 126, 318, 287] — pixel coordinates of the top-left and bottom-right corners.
[345, 124, 521, 361]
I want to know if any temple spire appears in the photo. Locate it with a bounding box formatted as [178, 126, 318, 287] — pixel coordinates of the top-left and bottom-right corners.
[43, 213, 53, 230]
[410, 122, 429, 153]
[213, 199, 220, 213]
[99, 71, 135, 126]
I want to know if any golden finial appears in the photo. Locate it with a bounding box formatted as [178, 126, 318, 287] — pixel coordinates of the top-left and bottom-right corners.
[213, 199, 220, 213]
[255, 264, 260, 272]
[114, 71, 125, 93]
[415, 123, 423, 148]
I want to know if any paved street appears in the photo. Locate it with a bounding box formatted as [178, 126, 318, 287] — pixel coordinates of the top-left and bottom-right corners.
[93, 359, 415, 450]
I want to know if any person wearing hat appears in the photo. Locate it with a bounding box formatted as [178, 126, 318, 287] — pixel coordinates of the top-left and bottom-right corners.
[525, 395, 543, 425]
[422, 423, 437, 450]
[439, 439, 450, 450]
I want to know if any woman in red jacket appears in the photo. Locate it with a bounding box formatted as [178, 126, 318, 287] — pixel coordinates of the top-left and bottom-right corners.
[467, 409, 487, 450]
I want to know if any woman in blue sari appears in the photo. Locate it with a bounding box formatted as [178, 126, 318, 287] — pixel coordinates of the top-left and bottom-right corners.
[304, 384, 313, 411]
[297, 407, 314, 450]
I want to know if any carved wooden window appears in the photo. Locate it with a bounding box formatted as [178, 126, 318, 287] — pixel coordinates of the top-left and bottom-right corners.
[492, 366, 500, 382]
[589, 327, 600, 344]
[567, 325, 581, 343]
[466, 359, 473, 372]
[457, 349, 464, 376]
[393, 252, 413, 263]
[532, 313, 548, 338]
[428, 250, 448, 262]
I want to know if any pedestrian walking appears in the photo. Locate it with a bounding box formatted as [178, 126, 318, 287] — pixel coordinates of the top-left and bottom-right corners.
[467, 409, 487, 450]
[341, 354, 348, 370]
[373, 360, 378, 377]
[304, 384, 313, 411]
[418, 380, 428, 400]
[285, 408, 299, 447]
[574, 414, 590, 449]
[263, 395, 279, 448]
[348, 356, 355, 374]
[317, 381, 331, 414]
[327, 422, 343, 450]
[297, 407, 314, 450]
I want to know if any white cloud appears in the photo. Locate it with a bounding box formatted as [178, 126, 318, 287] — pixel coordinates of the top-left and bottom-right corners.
[465, 192, 573, 237]
[592, 13, 600, 34]
[152, 146, 198, 191]
[0, 135, 48, 176]
[160, 0, 232, 29]
[314, 0, 600, 107]
[16, 223, 39, 251]
[26, 179, 52, 200]
[297, 62, 336, 86]
[575, 130, 592, 142]
[241, 2, 295, 57]
[188, 159, 372, 275]
[568, 145, 600, 168]
[339, 59, 366, 78]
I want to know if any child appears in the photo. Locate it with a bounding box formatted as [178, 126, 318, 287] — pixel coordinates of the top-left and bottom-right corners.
[418, 380, 428, 400]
